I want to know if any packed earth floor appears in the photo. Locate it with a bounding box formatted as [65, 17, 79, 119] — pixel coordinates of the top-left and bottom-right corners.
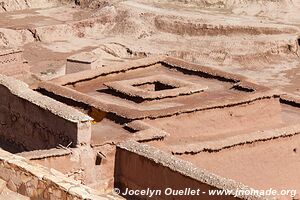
[0, 0, 300, 200]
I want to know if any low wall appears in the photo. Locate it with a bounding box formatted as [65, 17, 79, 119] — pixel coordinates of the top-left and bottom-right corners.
[115, 141, 266, 200]
[0, 148, 110, 200]
[20, 146, 118, 192]
[66, 52, 99, 74]
[0, 75, 92, 151]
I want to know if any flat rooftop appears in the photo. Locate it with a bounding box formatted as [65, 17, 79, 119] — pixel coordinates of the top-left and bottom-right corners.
[36, 56, 297, 138]
[178, 131, 300, 193]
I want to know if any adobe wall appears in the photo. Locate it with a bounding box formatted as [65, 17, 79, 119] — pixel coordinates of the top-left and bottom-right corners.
[0, 75, 92, 152]
[144, 97, 282, 140]
[66, 52, 99, 74]
[115, 141, 266, 200]
[19, 146, 115, 191]
[0, 148, 109, 200]
[24, 146, 118, 192]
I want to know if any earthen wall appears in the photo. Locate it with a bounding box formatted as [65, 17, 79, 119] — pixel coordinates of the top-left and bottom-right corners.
[0, 75, 92, 151]
[115, 141, 264, 200]
[0, 149, 106, 200]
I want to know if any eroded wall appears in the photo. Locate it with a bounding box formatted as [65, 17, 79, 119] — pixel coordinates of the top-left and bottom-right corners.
[0, 75, 92, 152]
[114, 141, 261, 200]
[20, 145, 118, 192]
[0, 148, 107, 200]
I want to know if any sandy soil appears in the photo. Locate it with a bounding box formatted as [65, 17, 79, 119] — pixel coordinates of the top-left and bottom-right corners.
[1, 0, 300, 199]
[0, 0, 299, 95]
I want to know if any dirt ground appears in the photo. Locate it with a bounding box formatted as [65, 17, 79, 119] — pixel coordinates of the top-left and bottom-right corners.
[1, 0, 300, 199]
[0, 0, 299, 96]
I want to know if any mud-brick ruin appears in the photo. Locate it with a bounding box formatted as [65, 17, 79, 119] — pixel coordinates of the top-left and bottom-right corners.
[1, 0, 300, 199]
